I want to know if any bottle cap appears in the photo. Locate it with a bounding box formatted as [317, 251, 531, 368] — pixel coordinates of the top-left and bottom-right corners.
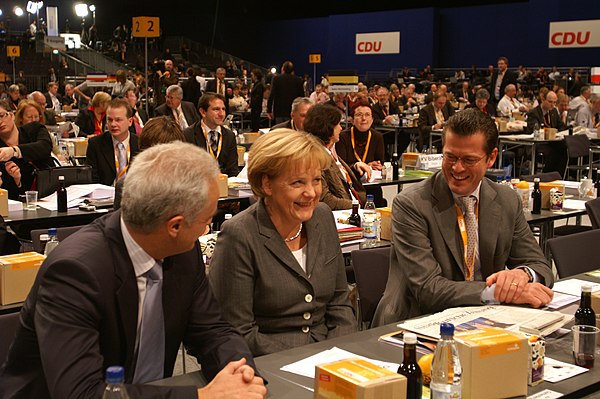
[105, 366, 125, 384]
[366, 194, 374, 201]
[224, 213, 233, 220]
[440, 322, 455, 336]
[534, 177, 540, 183]
[393, 152, 398, 157]
[48, 228, 57, 236]
[352, 199, 359, 205]
[58, 175, 65, 181]
[39, 234, 49, 241]
[403, 332, 417, 344]
[582, 284, 593, 293]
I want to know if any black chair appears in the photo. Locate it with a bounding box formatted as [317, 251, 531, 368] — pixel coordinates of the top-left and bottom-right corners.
[351, 247, 390, 329]
[563, 135, 590, 181]
[585, 197, 600, 229]
[519, 171, 562, 182]
[0, 312, 20, 366]
[548, 229, 600, 279]
[30, 225, 84, 253]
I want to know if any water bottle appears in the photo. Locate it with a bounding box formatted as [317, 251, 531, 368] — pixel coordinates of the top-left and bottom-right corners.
[431, 323, 462, 399]
[44, 228, 60, 256]
[102, 366, 131, 399]
[362, 195, 377, 247]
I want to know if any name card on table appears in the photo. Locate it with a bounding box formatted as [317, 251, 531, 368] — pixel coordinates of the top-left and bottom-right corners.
[416, 154, 443, 170]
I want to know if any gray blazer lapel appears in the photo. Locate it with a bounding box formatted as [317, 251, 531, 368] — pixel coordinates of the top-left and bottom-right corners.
[256, 200, 309, 280]
[304, 216, 322, 278]
[431, 173, 465, 277]
[478, 180, 501, 278]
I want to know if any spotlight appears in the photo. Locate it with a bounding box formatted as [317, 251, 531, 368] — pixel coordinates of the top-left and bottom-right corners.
[270, 67, 277, 74]
[89, 4, 95, 12]
[14, 6, 24, 16]
[74, 3, 88, 17]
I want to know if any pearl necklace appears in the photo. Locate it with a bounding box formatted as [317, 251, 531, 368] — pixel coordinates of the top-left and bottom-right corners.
[284, 223, 303, 242]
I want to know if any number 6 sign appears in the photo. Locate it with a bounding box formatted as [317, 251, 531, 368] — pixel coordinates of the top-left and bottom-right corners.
[132, 17, 160, 38]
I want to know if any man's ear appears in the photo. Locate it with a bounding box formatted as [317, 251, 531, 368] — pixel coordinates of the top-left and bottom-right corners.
[166, 215, 185, 238]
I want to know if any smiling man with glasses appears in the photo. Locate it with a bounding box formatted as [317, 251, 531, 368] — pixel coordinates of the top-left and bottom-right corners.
[372, 109, 554, 326]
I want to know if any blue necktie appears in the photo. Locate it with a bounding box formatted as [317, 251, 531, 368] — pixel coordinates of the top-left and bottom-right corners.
[133, 261, 165, 383]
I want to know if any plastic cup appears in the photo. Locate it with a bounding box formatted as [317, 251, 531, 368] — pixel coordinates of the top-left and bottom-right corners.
[572, 325, 599, 369]
[25, 191, 38, 211]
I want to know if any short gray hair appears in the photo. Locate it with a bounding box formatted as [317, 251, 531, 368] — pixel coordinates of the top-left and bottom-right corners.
[291, 97, 313, 113]
[121, 141, 220, 233]
[581, 86, 591, 96]
[475, 88, 490, 100]
[8, 84, 19, 93]
[504, 84, 516, 94]
[167, 85, 183, 98]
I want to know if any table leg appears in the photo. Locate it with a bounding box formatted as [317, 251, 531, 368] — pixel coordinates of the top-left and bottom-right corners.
[538, 220, 554, 261]
[531, 143, 537, 175]
[498, 142, 504, 170]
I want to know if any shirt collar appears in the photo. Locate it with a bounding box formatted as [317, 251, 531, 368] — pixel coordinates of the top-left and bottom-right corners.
[120, 217, 158, 278]
[451, 181, 483, 211]
[111, 132, 131, 147]
[201, 121, 221, 135]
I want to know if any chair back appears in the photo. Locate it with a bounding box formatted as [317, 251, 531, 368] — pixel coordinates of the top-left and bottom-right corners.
[31, 225, 84, 253]
[548, 229, 600, 278]
[585, 197, 600, 229]
[0, 312, 20, 366]
[519, 171, 562, 182]
[351, 247, 391, 328]
[565, 134, 591, 159]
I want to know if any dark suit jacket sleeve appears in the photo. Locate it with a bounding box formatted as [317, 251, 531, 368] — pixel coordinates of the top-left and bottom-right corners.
[74, 110, 94, 136]
[85, 137, 102, 184]
[18, 122, 53, 166]
[418, 107, 434, 137]
[34, 258, 197, 399]
[220, 129, 239, 177]
[266, 78, 276, 113]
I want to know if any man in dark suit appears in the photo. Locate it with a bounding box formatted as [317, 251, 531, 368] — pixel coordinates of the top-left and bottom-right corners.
[30, 91, 58, 125]
[154, 85, 200, 130]
[44, 81, 63, 111]
[0, 142, 266, 398]
[125, 89, 149, 136]
[86, 98, 140, 186]
[489, 56, 517, 104]
[267, 61, 305, 125]
[270, 97, 312, 131]
[526, 90, 567, 173]
[418, 92, 454, 150]
[180, 67, 202, 110]
[205, 67, 230, 114]
[250, 69, 264, 131]
[455, 81, 474, 105]
[184, 92, 239, 177]
[372, 86, 398, 126]
[373, 109, 554, 326]
[62, 84, 78, 109]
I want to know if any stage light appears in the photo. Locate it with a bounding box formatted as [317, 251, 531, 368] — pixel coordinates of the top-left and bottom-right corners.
[74, 3, 88, 17]
[14, 6, 25, 16]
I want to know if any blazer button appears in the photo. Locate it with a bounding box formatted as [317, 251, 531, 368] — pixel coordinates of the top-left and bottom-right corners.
[302, 326, 310, 333]
[303, 312, 311, 320]
[304, 294, 313, 303]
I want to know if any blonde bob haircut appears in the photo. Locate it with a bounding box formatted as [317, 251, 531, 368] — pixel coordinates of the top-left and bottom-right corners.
[247, 129, 330, 198]
[90, 91, 111, 108]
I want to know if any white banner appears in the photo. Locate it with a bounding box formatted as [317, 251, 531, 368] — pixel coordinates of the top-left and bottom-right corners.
[355, 32, 400, 55]
[46, 7, 59, 37]
[549, 19, 600, 48]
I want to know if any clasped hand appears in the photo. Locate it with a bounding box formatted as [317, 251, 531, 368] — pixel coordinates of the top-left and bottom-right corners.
[486, 269, 553, 308]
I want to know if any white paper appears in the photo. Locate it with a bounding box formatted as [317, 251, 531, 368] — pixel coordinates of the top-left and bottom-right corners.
[37, 184, 115, 211]
[546, 291, 580, 310]
[563, 199, 587, 210]
[280, 346, 399, 379]
[527, 389, 564, 399]
[543, 357, 588, 383]
[552, 279, 600, 297]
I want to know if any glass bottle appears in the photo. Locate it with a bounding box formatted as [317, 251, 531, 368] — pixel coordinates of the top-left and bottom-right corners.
[397, 332, 423, 399]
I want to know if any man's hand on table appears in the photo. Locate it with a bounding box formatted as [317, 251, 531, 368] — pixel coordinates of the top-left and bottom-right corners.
[486, 269, 553, 307]
[197, 358, 266, 399]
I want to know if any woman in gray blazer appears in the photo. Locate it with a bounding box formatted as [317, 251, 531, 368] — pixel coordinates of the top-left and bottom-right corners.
[209, 129, 357, 356]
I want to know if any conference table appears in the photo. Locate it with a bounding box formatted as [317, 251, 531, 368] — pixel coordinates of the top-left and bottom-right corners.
[378, 125, 421, 154]
[497, 135, 564, 175]
[153, 274, 600, 398]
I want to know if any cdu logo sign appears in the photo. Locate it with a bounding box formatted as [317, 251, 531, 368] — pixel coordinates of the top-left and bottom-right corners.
[355, 32, 400, 55]
[549, 20, 600, 48]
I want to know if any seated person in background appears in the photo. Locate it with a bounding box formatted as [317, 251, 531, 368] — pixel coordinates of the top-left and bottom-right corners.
[111, 69, 136, 98]
[0, 142, 266, 398]
[7, 85, 21, 111]
[75, 91, 111, 136]
[210, 130, 357, 356]
[15, 99, 45, 126]
[0, 100, 54, 200]
[29, 91, 57, 125]
[455, 81, 474, 105]
[113, 116, 186, 209]
[184, 92, 239, 177]
[229, 84, 249, 113]
[62, 84, 78, 109]
[336, 101, 386, 206]
[270, 97, 313, 131]
[569, 85, 591, 120]
[575, 94, 600, 129]
[418, 92, 453, 150]
[125, 88, 149, 135]
[372, 87, 398, 126]
[497, 84, 529, 117]
[465, 88, 496, 117]
[557, 93, 570, 125]
[399, 83, 418, 109]
[304, 104, 369, 210]
[154, 85, 200, 130]
[86, 98, 140, 186]
[372, 109, 554, 326]
[44, 82, 63, 112]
